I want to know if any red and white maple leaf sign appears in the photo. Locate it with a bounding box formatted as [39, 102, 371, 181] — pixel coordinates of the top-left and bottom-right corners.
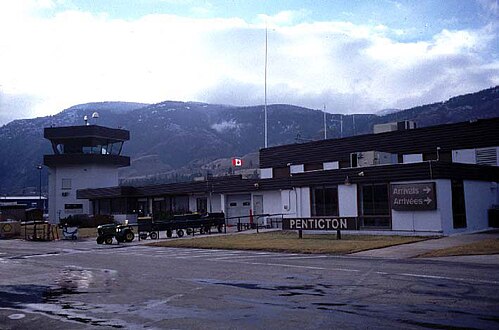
[232, 158, 243, 167]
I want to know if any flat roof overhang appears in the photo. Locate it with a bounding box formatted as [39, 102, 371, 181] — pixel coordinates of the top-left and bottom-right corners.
[77, 162, 499, 200]
[44, 125, 130, 142]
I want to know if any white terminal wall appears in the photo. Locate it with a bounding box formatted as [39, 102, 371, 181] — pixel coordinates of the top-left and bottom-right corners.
[187, 193, 223, 213]
[462, 181, 497, 232]
[294, 187, 311, 218]
[338, 184, 358, 217]
[390, 179, 451, 234]
[261, 190, 282, 215]
[48, 165, 119, 223]
[210, 194, 223, 212]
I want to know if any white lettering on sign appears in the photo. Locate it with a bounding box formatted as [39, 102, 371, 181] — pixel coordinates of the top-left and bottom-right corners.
[393, 187, 420, 194]
[391, 182, 436, 211]
[284, 218, 353, 230]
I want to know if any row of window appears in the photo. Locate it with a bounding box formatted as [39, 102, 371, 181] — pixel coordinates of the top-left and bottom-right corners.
[311, 184, 391, 228]
[271, 151, 454, 179]
[89, 181, 467, 230]
[52, 141, 124, 156]
[311, 181, 467, 229]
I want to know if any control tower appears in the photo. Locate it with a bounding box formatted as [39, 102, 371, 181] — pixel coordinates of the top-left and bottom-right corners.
[43, 123, 130, 223]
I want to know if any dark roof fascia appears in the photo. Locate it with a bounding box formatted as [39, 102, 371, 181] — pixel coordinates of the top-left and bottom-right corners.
[260, 117, 499, 168]
[135, 175, 260, 196]
[259, 162, 499, 188]
[77, 162, 498, 200]
[44, 125, 130, 142]
[77, 186, 138, 199]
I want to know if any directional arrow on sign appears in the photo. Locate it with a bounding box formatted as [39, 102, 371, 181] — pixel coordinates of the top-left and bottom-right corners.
[423, 186, 432, 194]
[424, 197, 432, 204]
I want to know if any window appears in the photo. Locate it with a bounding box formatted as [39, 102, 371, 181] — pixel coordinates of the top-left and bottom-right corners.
[197, 197, 208, 214]
[110, 142, 123, 155]
[451, 180, 467, 228]
[273, 167, 290, 178]
[350, 153, 358, 167]
[153, 199, 166, 215]
[172, 196, 189, 214]
[359, 184, 390, 228]
[61, 178, 72, 190]
[137, 200, 148, 217]
[304, 163, 323, 171]
[65, 204, 82, 210]
[99, 199, 111, 215]
[311, 186, 338, 216]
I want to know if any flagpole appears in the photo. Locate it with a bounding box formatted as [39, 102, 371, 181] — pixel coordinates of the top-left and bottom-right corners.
[323, 104, 327, 140]
[264, 25, 268, 148]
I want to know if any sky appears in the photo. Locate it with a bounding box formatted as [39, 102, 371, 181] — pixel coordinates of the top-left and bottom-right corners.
[0, 0, 498, 125]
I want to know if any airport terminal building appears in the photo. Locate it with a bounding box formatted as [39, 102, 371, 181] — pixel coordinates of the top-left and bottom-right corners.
[76, 118, 499, 235]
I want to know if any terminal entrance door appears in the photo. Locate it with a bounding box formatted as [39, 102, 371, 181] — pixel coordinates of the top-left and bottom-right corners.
[253, 195, 264, 225]
[226, 194, 251, 225]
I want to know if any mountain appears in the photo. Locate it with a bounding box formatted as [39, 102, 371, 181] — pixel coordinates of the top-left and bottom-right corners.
[376, 108, 401, 116]
[0, 86, 498, 194]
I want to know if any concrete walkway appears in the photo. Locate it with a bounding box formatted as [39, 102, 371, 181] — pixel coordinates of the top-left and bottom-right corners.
[350, 230, 499, 263]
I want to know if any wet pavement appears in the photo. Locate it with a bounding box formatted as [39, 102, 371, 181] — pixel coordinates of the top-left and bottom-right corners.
[0, 238, 498, 329]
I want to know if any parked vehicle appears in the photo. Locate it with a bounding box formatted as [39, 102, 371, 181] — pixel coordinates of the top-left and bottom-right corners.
[62, 225, 79, 240]
[96, 223, 135, 244]
[138, 212, 225, 240]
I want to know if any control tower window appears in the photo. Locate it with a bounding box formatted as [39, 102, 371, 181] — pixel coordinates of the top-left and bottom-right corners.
[61, 178, 72, 190]
[109, 142, 123, 155]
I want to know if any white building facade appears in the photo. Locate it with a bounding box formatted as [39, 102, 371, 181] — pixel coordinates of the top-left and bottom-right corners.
[78, 118, 499, 235]
[44, 125, 130, 223]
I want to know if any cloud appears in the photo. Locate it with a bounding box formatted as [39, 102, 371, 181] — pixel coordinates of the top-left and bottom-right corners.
[0, 91, 42, 125]
[477, 0, 499, 18]
[0, 2, 497, 125]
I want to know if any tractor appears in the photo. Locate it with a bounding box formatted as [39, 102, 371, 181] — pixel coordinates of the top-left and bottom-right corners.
[96, 223, 135, 244]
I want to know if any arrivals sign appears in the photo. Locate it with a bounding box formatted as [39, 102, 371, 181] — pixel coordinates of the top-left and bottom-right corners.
[282, 217, 357, 231]
[390, 182, 436, 211]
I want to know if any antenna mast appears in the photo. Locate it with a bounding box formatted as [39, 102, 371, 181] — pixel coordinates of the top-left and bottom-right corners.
[323, 104, 327, 140]
[264, 25, 268, 148]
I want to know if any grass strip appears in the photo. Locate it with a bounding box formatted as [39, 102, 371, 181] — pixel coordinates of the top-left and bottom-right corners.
[417, 238, 499, 258]
[146, 231, 427, 255]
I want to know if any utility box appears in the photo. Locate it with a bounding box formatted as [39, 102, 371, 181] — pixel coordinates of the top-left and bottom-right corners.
[351, 151, 395, 167]
[374, 120, 416, 134]
[0, 221, 21, 238]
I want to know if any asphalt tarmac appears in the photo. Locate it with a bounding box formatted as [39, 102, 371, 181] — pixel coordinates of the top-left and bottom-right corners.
[0, 238, 498, 329]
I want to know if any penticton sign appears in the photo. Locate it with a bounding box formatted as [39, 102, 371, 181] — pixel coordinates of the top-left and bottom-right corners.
[390, 182, 437, 211]
[282, 217, 357, 230]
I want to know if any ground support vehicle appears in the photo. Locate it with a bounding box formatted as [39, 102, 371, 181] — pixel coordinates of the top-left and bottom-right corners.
[61, 226, 79, 240]
[96, 223, 135, 244]
[138, 213, 225, 240]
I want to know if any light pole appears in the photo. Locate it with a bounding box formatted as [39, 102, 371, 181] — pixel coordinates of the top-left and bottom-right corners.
[37, 164, 42, 210]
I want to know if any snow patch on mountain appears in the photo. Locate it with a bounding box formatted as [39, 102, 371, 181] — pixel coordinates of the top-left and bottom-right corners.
[211, 120, 239, 133]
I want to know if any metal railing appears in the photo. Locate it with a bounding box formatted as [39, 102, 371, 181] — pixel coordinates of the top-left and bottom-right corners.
[224, 213, 286, 233]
